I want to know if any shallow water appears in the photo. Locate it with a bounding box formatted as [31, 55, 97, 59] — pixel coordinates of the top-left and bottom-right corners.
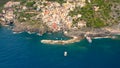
[0, 27, 120, 68]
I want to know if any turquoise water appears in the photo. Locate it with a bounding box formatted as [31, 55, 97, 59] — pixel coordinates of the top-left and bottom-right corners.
[0, 27, 120, 68]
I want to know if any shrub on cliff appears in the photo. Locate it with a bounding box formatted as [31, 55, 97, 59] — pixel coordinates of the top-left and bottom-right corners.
[20, 0, 26, 4]
[26, 1, 35, 7]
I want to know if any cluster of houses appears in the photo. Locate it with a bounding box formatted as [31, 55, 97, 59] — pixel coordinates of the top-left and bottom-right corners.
[0, 1, 20, 25]
[41, 1, 72, 31]
[0, 0, 93, 32]
[38, 0, 88, 31]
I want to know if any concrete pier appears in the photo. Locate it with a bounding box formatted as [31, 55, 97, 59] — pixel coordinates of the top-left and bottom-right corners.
[41, 36, 82, 45]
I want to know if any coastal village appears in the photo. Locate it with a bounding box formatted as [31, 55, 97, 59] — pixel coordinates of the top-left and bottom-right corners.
[0, 0, 87, 32]
[0, 0, 120, 44]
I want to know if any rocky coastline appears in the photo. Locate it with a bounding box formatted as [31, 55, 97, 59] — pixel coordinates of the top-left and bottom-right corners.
[0, 0, 120, 44]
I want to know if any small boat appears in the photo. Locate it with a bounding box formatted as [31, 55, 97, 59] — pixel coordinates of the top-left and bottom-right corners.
[86, 36, 92, 43]
[64, 51, 67, 56]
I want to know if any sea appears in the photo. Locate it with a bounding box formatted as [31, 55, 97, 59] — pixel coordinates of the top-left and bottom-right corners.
[0, 26, 120, 68]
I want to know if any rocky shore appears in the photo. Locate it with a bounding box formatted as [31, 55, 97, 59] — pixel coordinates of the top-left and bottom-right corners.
[0, 0, 120, 44]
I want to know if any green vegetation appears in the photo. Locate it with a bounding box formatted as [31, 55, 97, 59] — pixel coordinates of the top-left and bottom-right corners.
[0, 0, 8, 13]
[69, 0, 113, 28]
[69, 7, 81, 17]
[46, 0, 66, 5]
[112, 0, 120, 3]
[18, 12, 36, 22]
[26, 1, 35, 7]
[20, 0, 26, 4]
[0, 8, 3, 13]
[0, 0, 8, 7]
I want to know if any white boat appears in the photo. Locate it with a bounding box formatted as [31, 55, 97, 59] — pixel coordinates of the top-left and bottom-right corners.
[64, 51, 67, 56]
[86, 36, 92, 43]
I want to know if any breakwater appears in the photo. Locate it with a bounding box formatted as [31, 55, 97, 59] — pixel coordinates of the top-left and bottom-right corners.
[41, 36, 82, 45]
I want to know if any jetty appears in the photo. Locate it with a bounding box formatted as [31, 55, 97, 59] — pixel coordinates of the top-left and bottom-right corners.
[41, 36, 82, 45]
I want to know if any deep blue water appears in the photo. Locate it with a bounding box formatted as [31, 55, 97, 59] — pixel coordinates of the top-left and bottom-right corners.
[0, 27, 120, 68]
